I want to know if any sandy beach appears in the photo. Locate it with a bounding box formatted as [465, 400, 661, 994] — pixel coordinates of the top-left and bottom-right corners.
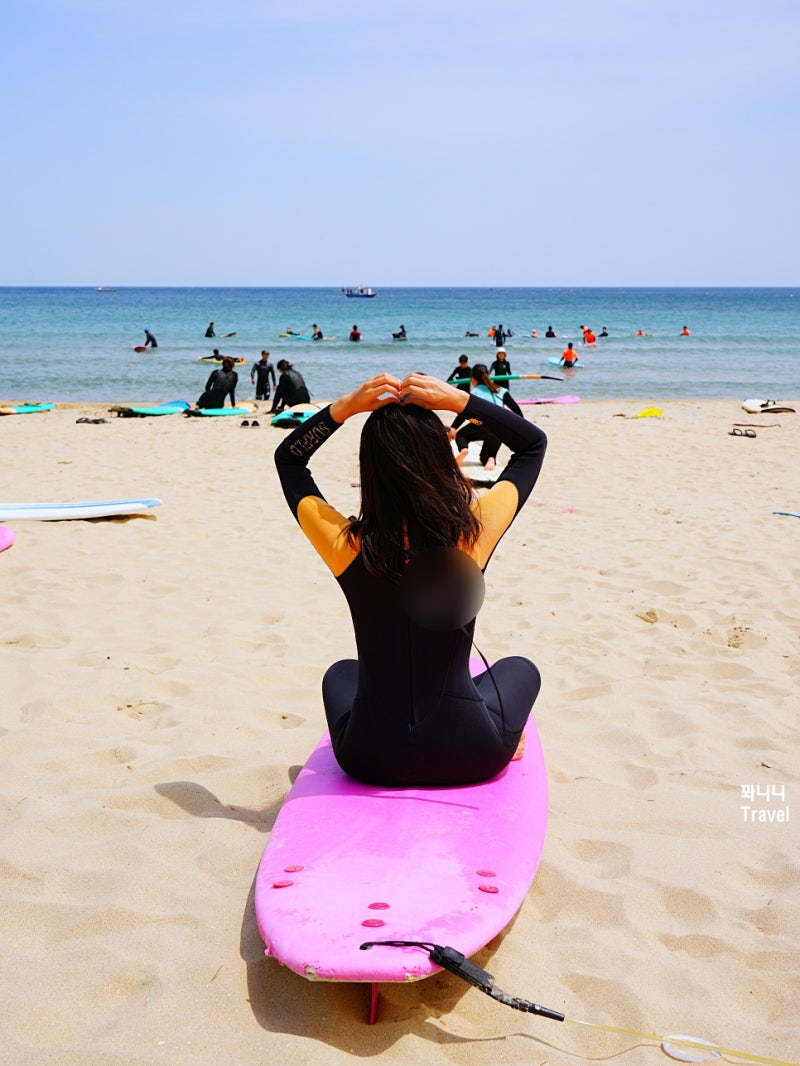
[1, 396, 798, 1066]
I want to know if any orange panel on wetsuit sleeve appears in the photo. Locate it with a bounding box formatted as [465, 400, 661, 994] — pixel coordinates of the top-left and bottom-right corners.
[470, 481, 519, 568]
[297, 496, 358, 577]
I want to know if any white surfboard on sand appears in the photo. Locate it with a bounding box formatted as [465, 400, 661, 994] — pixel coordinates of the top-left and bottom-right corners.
[0, 498, 162, 521]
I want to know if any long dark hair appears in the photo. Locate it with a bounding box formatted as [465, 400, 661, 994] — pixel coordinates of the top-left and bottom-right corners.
[471, 363, 500, 393]
[346, 404, 480, 580]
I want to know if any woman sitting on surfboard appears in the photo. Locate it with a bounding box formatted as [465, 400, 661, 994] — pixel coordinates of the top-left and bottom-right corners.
[274, 372, 546, 788]
[449, 362, 524, 471]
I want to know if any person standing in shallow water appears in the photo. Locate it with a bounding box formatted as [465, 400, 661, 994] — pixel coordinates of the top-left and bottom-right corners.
[489, 347, 512, 387]
[251, 351, 276, 401]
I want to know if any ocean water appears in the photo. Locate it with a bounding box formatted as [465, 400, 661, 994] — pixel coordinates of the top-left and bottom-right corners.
[1, 286, 798, 404]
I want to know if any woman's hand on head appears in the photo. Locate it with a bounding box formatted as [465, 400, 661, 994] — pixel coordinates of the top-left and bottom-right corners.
[399, 373, 470, 413]
[329, 373, 402, 423]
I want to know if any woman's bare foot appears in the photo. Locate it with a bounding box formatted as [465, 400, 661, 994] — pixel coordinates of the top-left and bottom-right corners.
[484, 457, 496, 471]
[455, 449, 468, 466]
[511, 731, 526, 761]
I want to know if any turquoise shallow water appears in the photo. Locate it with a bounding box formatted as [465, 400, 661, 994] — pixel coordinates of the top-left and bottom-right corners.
[1, 286, 798, 403]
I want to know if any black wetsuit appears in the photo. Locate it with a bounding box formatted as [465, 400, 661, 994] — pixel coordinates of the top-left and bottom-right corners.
[489, 358, 512, 380]
[447, 365, 473, 393]
[198, 368, 237, 409]
[251, 359, 277, 400]
[270, 368, 310, 413]
[274, 396, 547, 787]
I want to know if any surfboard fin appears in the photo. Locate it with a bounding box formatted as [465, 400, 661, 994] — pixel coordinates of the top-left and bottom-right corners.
[360, 940, 564, 1021]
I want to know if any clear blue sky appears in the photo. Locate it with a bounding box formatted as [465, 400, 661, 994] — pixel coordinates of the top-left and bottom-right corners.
[3, 0, 798, 286]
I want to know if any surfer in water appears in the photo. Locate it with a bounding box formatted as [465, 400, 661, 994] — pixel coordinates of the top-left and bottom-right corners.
[144, 329, 158, 349]
[270, 360, 310, 413]
[274, 372, 546, 788]
[561, 342, 578, 366]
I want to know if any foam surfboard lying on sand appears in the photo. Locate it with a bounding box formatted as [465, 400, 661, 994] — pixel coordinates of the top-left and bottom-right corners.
[742, 398, 796, 415]
[271, 408, 317, 427]
[271, 403, 326, 427]
[518, 395, 581, 405]
[0, 403, 55, 415]
[185, 404, 257, 417]
[110, 401, 190, 417]
[454, 441, 506, 486]
[0, 499, 162, 521]
[254, 657, 548, 1023]
[0, 526, 15, 552]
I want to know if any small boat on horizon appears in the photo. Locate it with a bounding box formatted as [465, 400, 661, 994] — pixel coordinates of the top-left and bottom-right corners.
[340, 286, 377, 298]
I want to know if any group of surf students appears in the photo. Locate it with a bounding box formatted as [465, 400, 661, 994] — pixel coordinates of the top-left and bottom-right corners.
[197, 353, 309, 413]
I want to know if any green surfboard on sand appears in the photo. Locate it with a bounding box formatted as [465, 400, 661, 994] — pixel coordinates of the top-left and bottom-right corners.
[0, 403, 55, 415]
[186, 406, 257, 417]
[110, 401, 190, 418]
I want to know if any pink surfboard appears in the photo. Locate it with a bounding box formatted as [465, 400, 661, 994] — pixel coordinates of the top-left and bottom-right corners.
[0, 526, 15, 553]
[254, 660, 549, 1022]
[518, 395, 581, 405]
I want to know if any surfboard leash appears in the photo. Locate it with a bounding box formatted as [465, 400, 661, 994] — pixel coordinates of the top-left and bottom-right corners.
[360, 940, 798, 1065]
[360, 940, 563, 1019]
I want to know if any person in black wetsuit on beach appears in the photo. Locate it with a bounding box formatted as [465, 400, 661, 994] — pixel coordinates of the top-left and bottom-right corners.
[447, 354, 472, 392]
[198, 357, 238, 408]
[274, 372, 547, 787]
[270, 360, 310, 413]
